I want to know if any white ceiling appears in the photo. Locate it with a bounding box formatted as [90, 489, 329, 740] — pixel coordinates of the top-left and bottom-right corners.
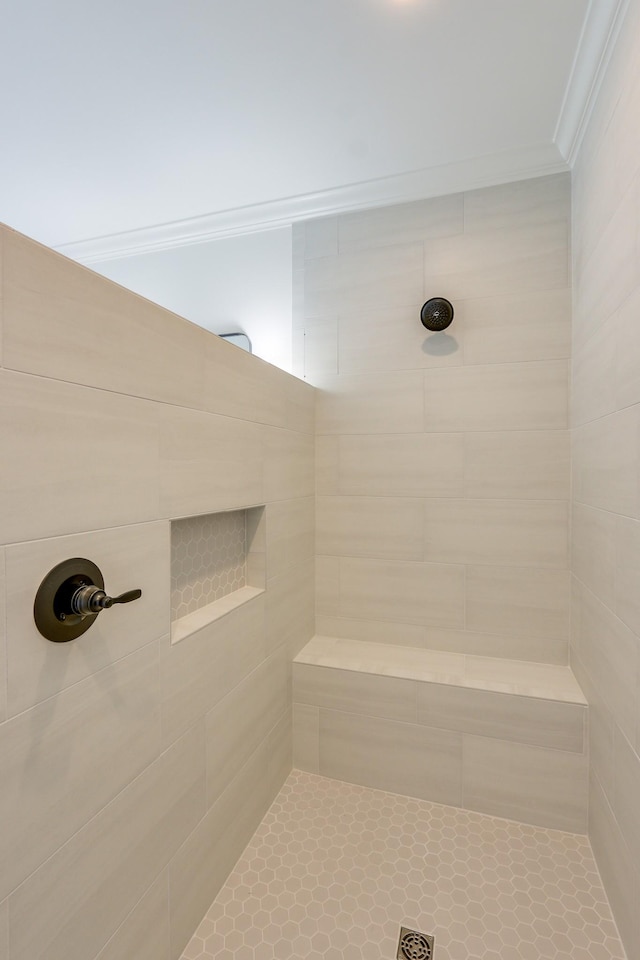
[0, 0, 606, 253]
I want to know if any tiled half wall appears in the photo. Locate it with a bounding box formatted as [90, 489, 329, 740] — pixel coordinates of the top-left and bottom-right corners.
[0, 225, 315, 960]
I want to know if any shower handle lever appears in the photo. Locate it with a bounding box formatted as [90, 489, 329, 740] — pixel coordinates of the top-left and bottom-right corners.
[70, 585, 142, 617]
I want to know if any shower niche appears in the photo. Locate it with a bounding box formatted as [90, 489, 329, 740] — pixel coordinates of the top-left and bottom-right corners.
[170, 506, 265, 643]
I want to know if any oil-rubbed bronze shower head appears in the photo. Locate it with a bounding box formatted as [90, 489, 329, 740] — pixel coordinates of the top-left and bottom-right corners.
[420, 297, 454, 331]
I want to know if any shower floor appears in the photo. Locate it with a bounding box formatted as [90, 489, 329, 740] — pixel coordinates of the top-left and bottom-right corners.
[179, 770, 625, 960]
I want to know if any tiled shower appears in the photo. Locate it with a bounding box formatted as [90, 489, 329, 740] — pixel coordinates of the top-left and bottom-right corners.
[2, 5, 640, 959]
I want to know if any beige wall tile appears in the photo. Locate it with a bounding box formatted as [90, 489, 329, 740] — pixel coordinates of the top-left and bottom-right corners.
[338, 557, 465, 628]
[466, 566, 570, 641]
[612, 728, 640, 865]
[463, 174, 570, 234]
[95, 873, 170, 960]
[424, 499, 569, 568]
[303, 318, 338, 379]
[304, 243, 423, 318]
[616, 285, 640, 410]
[283, 374, 315, 436]
[316, 615, 427, 649]
[9, 725, 206, 960]
[571, 652, 615, 789]
[263, 427, 315, 502]
[571, 314, 618, 427]
[266, 497, 315, 580]
[338, 303, 464, 375]
[316, 371, 424, 435]
[0, 550, 5, 722]
[338, 194, 463, 252]
[465, 430, 570, 500]
[203, 335, 289, 427]
[573, 408, 640, 518]
[334, 433, 465, 498]
[589, 774, 640, 957]
[168, 740, 272, 960]
[266, 709, 293, 799]
[0, 899, 6, 960]
[315, 435, 340, 495]
[423, 625, 568, 664]
[5, 521, 169, 716]
[424, 361, 569, 433]
[573, 587, 639, 753]
[0, 370, 160, 543]
[462, 735, 588, 832]
[1, 228, 208, 410]
[161, 595, 265, 746]
[615, 515, 640, 637]
[418, 683, 584, 752]
[462, 289, 571, 366]
[0, 644, 161, 902]
[293, 663, 418, 722]
[572, 503, 616, 611]
[316, 496, 423, 560]
[424, 220, 568, 300]
[304, 217, 338, 259]
[319, 709, 463, 806]
[316, 555, 340, 617]
[205, 650, 288, 806]
[292, 703, 320, 773]
[158, 406, 263, 518]
[266, 557, 314, 657]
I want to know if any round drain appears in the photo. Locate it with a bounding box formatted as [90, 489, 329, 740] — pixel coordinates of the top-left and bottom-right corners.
[399, 930, 433, 960]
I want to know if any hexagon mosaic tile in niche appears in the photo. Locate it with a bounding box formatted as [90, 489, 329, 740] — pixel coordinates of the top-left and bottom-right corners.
[180, 770, 625, 960]
[171, 511, 246, 621]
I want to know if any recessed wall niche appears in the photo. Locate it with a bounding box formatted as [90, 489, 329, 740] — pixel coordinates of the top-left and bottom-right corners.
[170, 506, 265, 643]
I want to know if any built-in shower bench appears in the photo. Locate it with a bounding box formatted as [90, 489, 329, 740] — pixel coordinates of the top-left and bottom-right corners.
[292, 636, 588, 833]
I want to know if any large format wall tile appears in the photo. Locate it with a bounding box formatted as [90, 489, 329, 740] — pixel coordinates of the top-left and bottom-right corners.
[423, 220, 569, 300]
[168, 738, 273, 959]
[1, 226, 208, 411]
[319, 709, 463, 806]
[465, 565, 570, 641]
[0, 550, 6, 723]
[461, 289, 571, 366]
[158, 406, 264, 518]
[0, 643, 161, 901]
[462, 735, 588, 833]
[94, 873, 170, 960]
[464, 430, 570, 500]
[338, 194, 463, 252]
[0, 370, 160, 543]
[316, 371, 425, 435]
[9, 725, 206, 960]
[338, 303, 464, 374]
[423, 360, 569, 433]
[266, 497, 315, 580]
[423, 499, 569, 568]
[338, 557, 465, 628]
[304, 243, 423, 318]
[161, 596, 265, 746]
[205, 650, 288, 806]
[5, 521, 169, 716]
[316, 496, 423, 560]
[326, 433, 465, 498]
[0, 900, 6, 960]
[463, 174, 571, 234]
[294, 662, 418, 722]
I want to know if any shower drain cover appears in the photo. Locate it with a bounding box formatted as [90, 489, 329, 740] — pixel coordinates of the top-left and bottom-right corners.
[397, 926, 435, 960]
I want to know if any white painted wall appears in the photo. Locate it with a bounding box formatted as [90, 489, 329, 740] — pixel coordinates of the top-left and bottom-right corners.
[91, 227, 293, 373]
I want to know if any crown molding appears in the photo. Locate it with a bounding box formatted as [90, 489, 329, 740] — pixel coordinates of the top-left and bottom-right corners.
[56, 142, 568, 264]
[554, 0, 630, 166]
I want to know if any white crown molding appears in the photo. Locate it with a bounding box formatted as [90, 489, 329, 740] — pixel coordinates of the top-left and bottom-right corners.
[57, 142, 568, 264]
[554, 0, 630, 166]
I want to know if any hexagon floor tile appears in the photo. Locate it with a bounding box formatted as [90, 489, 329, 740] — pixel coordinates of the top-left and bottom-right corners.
[179, 770, 626, 960]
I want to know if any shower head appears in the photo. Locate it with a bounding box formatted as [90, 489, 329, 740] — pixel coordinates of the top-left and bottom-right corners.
[420, 297, 454, 332]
